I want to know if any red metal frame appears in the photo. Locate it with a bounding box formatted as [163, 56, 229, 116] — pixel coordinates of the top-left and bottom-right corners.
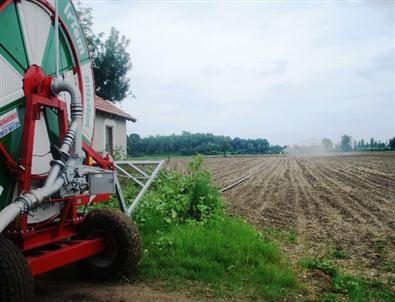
[0, 0, 12, 13]
[1, 0, 113, 277]
[1, 65, 114, 275]
[26, 238, 106, 276]
[0, 143, 17, 173]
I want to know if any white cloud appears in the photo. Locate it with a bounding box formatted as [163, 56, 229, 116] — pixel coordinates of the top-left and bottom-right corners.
[86, 0, 394, 144]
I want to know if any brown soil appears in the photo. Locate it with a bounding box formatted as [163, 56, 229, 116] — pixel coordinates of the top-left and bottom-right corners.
[37, 282, 192, 302]
[33, 267, 201, 302]
[194, 153, 395, 281]
[35, 282, 196, 302]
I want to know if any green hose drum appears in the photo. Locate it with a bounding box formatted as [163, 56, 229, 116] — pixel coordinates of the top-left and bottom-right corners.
[0, 0, 95, 212]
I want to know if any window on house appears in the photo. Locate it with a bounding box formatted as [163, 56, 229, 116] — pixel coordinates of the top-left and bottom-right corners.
[105, 126, 113, 155]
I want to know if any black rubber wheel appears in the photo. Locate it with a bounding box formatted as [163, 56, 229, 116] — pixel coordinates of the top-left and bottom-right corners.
[76, 208, 142, 281]
[0, 235, 34, 302]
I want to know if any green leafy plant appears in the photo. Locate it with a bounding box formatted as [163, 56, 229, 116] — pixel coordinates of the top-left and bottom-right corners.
[134, 155, 223, 228]
[185, 155, 223, 222]
[112, 146, 126, 160]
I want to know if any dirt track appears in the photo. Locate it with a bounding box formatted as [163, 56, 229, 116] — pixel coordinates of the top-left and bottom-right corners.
[33, 267, 202, 302]
[195, 153, 395, 274]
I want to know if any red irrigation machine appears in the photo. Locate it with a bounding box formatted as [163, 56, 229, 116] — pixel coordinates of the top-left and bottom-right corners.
[0, 1, 163, 300]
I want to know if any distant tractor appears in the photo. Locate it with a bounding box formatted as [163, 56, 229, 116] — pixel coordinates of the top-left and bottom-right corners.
[0, 1, 155, 301]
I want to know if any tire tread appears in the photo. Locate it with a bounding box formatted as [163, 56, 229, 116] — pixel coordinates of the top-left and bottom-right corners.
[0, 236, 34, 302]
[76, 208, 142, 281]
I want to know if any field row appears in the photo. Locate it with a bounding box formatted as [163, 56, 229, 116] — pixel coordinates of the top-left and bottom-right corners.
[188, 153, 395, 267]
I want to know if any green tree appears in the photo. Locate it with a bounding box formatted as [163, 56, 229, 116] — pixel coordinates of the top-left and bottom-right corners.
[76, 3, 132, 103]
[220, 138, 231, 157]
[361, 139, 366, 150]
[93, 28, 132, 103]
[127, 133, 141, 155]
[340, 135, 352, 152]
[369, 138, 375, 150]
[126, 132, 281, 157]
[75, 1, 102, 55]
[269, 145, 286, 154]
[389, 137, 395, 150]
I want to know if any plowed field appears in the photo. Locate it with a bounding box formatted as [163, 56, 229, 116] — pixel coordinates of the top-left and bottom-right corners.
[35, 153, 395, 301]
[169, 153, 395, 279]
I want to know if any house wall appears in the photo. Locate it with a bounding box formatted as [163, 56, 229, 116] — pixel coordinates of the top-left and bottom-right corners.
[92, 111, 127, 157]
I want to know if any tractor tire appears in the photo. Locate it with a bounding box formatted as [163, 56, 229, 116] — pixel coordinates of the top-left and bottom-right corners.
[75, 208, 142, 281]
[0, 236, 34, 302]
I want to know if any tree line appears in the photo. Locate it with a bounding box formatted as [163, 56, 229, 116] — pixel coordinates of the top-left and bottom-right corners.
[128, 133, 395, 157]
[127, 132, 285, 156]
[323, 135, 395, 152]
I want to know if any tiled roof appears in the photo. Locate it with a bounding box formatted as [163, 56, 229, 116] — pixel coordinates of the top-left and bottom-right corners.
[95, 95, 137, 122]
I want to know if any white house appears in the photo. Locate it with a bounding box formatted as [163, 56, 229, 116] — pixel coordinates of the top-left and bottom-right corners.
[92, 95, 136, 156]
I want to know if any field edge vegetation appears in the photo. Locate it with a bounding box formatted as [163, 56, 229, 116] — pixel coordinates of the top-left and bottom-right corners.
[105, 154, 395, 301]
[108, 155, 301, 300]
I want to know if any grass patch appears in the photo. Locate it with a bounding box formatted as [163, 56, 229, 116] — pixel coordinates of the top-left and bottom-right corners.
[118, 155, 300, 300]
[139, 218, 299, 299]
[262, 227, 298, 245]
[299, 257, 395, 301]
[327, 247, 351, 260]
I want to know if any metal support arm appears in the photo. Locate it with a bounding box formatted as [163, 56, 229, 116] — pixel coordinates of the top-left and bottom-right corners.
[114, 160, 164, 215]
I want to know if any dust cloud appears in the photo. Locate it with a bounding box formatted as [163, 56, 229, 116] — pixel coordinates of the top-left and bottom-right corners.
[284, 139, 331, 156]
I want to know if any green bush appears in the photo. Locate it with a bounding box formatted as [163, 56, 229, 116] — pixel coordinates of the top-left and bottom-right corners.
[184, 155, 223, 221]
[135, 155, 223, 229]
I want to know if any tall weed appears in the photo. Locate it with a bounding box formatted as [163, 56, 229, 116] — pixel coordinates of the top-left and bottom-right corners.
[135, 155, 223, 229]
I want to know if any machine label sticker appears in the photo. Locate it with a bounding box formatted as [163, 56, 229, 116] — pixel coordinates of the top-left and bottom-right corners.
[0, 109, 20, 139]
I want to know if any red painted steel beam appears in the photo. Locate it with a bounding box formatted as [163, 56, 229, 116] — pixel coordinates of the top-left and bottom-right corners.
[0, 143, 17, 171]
[83, 141, 111, 169]
[27, 238, 106, 276]
[16, 222, 78, 252]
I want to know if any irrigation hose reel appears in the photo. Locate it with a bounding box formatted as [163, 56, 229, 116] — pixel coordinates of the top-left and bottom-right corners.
[0, 1, 160, 300]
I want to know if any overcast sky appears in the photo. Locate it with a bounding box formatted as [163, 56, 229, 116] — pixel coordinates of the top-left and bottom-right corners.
[86, 0, 394, 145]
